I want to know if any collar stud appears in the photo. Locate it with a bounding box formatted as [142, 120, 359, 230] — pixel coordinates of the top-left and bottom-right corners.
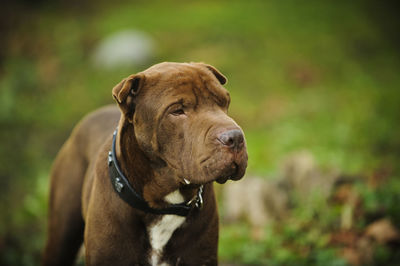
[114, 177, 124, 192]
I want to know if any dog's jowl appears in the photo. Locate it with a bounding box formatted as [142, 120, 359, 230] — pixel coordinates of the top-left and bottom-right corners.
[43, 62, 248, 266]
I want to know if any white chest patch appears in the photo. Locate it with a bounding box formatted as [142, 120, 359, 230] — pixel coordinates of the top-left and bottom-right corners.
[147, 190, 186, 266]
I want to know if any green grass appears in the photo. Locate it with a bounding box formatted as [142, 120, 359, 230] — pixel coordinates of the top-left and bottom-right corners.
[1, 0, 400, 265]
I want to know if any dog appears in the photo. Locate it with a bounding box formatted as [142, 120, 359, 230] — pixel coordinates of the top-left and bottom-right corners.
[42, 62, 248, 266]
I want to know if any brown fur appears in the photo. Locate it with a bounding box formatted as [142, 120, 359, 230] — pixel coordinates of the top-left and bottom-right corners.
[43, 62, 248, 266]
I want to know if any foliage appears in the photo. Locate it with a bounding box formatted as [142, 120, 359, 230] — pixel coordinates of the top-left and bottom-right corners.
[1, 0, 400, 265]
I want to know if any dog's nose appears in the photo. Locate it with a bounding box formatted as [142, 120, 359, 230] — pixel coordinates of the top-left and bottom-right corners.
[218, 129, 244, 150]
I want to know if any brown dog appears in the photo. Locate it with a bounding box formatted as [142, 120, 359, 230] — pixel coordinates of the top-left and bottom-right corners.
[43, 62, 248, 266]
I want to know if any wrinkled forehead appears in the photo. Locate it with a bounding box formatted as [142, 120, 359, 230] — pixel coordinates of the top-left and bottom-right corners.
[140, 63, 230, 109]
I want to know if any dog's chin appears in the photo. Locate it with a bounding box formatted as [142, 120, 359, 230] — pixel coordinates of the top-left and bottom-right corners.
[179, 156, 247, 186]
[216, 160, 248, 184]
[215, 163, 238, 184]
[179, 171, 234, 186]
[215, 176, 230, 184]
[200, 162, 246, 185]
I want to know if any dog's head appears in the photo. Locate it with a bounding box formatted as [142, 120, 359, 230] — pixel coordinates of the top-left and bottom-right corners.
[112, 62, 247, 185]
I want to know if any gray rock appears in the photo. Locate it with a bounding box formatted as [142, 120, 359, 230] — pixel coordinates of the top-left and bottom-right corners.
[223, 176, 289, 227]
[91, 30, 155, 69]
[280, 150, 339, 203]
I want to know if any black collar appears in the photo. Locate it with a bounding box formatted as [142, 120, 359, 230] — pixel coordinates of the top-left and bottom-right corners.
[108, 129, 203, 217]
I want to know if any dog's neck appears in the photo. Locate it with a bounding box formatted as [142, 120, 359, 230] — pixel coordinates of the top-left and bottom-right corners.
[116, 120, 151, 195]
[115, 120, 198, 209]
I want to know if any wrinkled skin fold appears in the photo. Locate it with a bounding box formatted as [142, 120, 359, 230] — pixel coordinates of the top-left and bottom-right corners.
[43, 62, 248, 266]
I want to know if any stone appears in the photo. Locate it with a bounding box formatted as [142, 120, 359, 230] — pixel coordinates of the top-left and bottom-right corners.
[91, 29, 154, 69]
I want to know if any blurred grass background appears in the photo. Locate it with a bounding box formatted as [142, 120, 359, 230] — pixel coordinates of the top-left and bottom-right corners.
[1, 0, 400, 265]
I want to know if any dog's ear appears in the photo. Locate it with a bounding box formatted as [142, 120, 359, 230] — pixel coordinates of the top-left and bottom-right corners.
[197, 63, 227, 85]
[112, 73, 145, 122]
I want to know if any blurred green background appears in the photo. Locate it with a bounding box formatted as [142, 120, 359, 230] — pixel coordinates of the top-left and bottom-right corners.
[1, 0, 400, 265]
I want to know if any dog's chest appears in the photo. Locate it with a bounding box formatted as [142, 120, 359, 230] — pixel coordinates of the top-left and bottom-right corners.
[147, 190, 186, 266]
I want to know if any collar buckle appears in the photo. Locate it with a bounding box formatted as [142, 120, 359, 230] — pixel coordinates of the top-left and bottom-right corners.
[186, 185, 204, 209]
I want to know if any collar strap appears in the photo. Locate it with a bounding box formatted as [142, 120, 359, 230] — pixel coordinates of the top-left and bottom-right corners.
[108, 129, 203, 217]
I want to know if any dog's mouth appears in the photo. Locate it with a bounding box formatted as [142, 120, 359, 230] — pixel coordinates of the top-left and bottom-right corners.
[179, 151, 247, 186]
[179, 163, 238, 186]
[181, 162, 240, 186]
[215, 163, 239, 184]
[215, 176, 230, 184]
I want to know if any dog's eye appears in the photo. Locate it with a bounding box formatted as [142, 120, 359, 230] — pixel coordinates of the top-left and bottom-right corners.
[171, 109, 185, 116]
